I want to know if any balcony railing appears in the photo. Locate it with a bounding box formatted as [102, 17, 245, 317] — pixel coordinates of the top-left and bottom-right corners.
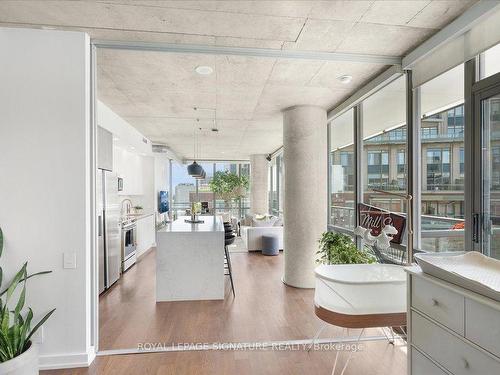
[364, 131, 464, 145]
[329, 205, 465, 253]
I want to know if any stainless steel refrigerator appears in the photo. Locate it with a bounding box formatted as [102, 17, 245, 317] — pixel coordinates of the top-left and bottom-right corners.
[97, 126, 121, 294]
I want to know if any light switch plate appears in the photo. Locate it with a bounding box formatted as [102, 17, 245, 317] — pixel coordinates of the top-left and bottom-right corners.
[63, 252, 77, 269]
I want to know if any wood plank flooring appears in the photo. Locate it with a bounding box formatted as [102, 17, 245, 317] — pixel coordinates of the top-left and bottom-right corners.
[98, 248, 324, 349]
[42, 247, 407, 375]
[43, 342, 407, 375]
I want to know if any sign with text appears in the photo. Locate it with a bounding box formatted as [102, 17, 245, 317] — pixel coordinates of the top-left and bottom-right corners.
[358, 203, 406, 244]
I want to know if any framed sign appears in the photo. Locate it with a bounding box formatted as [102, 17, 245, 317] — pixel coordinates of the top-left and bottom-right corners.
[358, 203, 406, 244]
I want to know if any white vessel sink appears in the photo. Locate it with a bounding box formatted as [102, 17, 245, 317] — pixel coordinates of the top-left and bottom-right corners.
[415, 251, 500, 302]
[314, 264, 407, 315]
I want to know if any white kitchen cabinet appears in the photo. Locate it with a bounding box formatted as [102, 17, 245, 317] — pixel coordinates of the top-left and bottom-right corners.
[136, 214, 156, 257]
[115, 147, 144, 196]
[407, 269, 500, 375]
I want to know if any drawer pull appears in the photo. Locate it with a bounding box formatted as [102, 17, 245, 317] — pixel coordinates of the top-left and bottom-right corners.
[461, 357, 469, 369]
[431, 298, 439, 306]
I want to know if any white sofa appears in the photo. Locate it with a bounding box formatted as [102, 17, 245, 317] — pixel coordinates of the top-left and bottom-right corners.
[241, 226, 283, 252]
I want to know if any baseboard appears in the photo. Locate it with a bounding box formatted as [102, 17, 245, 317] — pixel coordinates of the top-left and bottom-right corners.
[39, 346, 96, 370]
[137, 245, 154, 259]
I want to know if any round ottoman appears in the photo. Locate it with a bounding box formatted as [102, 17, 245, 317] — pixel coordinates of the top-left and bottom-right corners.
[262, 235, 279, 256]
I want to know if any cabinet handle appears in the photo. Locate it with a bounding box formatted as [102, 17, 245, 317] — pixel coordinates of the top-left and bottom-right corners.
[461, 357, 469, 369]
[431, 298, 439, 306]
[98, 215, 103, 237]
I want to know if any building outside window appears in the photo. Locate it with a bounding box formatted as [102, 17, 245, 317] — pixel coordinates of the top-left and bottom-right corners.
[459, 148, 464, 175]
[426, 148, 451, 190]
[329, 109, 355, 229]
[367, 150, 389, 189]
[420, 63, 465, 252]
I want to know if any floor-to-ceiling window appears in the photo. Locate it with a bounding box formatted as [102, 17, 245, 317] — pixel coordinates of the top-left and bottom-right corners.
[481, 42, 500, 79]
[478, 42, 500, 259]
[419, 64, 465, 252]
[362, 75, 407, 213]
[329, 108, 355, 229]
[326, 42, 500, 263]
[171, 161, 197, 218]
[267, 152, 283, 217]
[214, 161, 251, 219]
[172, 161, 250, 219]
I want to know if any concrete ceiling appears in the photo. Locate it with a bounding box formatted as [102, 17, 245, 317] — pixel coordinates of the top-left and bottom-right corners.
[0, 0, 477, 160]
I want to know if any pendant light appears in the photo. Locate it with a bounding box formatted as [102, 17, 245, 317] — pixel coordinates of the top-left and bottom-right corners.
[187, 161, 203, 176]
[187, 120, 205, 177]
[194, 125, 206, 180]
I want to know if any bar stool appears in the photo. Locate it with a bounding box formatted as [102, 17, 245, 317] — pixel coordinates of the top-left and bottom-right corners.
[224, 225, 235, 297]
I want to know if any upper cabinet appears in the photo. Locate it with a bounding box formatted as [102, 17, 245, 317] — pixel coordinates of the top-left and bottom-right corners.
[97, 126, 113, 171]
[114, 146, 144, 196]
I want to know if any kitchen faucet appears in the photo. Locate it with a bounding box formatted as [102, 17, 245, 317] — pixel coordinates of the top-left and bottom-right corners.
[121, 198, 133, 217]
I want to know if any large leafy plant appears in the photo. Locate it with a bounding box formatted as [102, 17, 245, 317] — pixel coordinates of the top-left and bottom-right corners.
[316, 232, 375, 265]
[0, 227, 55, 362]
[209, 171, 249, 204]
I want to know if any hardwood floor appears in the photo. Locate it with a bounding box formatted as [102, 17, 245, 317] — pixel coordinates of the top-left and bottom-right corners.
[43, 342, 407, 375]
[42, 247, 407, 374]
[98, 248, 323, 349]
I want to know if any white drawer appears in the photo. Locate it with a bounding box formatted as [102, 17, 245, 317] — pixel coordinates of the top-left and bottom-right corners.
[411, 276, 464, 335]
[412, 311, 500, 375]
[411, 348, 449, 375]
[465, 298, 500, 359]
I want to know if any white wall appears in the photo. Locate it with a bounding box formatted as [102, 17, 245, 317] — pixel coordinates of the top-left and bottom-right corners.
[0, 27, 93, 369]
[97, 100, 152, 155]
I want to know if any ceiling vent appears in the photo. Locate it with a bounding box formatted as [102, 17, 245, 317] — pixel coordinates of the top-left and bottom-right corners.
[152, 143, 170, 153]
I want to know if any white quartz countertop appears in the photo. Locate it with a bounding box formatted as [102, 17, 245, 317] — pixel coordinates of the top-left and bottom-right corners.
[157, 216, 224, 233]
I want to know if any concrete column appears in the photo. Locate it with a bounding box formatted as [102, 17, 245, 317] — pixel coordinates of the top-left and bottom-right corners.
[283, 106, 327, 288]
[250, 154, 269, 215]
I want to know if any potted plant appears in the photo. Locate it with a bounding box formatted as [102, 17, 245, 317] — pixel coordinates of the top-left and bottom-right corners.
[0, 227, 55, 374]
[209, 171, 249, 218]
[316, 231, 375, 265]
[133, 205, 143, 213]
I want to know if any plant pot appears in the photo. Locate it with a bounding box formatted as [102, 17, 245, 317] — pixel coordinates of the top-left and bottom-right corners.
[0, 342, 38, 375]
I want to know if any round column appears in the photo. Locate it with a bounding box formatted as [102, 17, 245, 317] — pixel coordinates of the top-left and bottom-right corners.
[282, 105, 327, 288]
[250, 154, 269, 215]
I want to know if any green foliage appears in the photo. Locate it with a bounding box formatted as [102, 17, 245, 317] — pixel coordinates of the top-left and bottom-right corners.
[209, 171, 249, 203]
[316, 231, 375, 265]
[0, 226, 55, 362]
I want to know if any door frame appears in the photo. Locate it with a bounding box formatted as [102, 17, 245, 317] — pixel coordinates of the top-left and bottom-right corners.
[471, 69, 500, 254]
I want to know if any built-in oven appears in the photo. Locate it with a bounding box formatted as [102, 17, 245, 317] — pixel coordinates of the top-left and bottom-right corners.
[122, 221, 137, 272]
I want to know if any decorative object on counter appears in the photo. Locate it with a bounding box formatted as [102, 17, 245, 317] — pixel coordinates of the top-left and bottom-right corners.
[316, 232, 375, 265]
[186, 202, 204, 223]
[209, 170, 249, 218]
[0, 226, 56, 374]
[120, 198, 133, 216]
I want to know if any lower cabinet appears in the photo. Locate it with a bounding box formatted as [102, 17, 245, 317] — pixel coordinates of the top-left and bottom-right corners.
[407, 270, 500, 375]
[136, 215, 155, 257]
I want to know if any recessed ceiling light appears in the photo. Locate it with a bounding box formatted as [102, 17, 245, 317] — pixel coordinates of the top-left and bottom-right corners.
[338, 75, 353, 84]
[113, 137, 120, 141]
[195, 66, 213, 75]
[131, 146, 135, 150]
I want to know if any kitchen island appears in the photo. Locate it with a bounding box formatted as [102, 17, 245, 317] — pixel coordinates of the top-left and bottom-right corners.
[156, 216, 225, 301]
